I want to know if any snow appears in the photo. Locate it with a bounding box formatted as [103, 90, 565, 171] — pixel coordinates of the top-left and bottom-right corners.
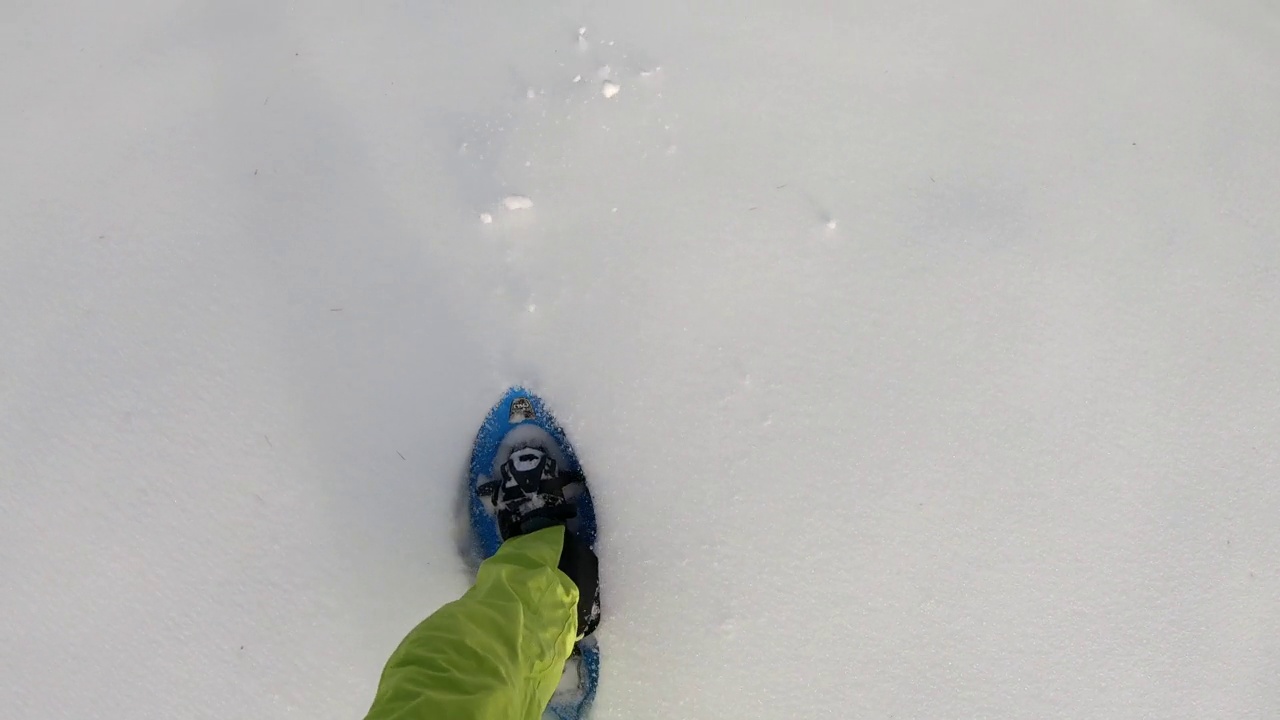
[2, 1, 1279, 719]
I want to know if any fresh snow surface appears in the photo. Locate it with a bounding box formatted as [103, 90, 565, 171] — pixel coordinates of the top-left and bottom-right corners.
[3, 2, 1279, 719]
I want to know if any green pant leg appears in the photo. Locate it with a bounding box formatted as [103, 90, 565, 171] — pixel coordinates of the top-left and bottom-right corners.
[365, 526, 579, 720]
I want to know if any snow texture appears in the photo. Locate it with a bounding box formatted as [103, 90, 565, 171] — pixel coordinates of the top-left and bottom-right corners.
[2, 1, 1279, 719]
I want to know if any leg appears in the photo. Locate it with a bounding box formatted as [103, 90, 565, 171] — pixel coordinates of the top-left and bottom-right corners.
[364, 526, 579, 720]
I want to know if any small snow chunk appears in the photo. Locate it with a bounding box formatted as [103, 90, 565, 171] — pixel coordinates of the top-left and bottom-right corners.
[479, 212, 493, 224]
[526, 87, 537, 99]
[825, 219, 838, 230]
[578, 26, 587, 37]
[572, 74, 582, 83]
[503, 196, 534, 211]
[602, 81, 621, 99]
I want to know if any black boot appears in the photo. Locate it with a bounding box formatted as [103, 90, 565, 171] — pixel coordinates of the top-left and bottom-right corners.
[558, 528, 601, 638]
[479, 444, 600, 637]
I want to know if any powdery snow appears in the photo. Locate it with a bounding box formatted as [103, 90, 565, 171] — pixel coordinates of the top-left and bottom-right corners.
[2, 2, 1279, 719]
